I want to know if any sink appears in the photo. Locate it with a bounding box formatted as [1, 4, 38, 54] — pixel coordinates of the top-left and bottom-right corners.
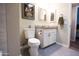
[35, 23, 58, 29]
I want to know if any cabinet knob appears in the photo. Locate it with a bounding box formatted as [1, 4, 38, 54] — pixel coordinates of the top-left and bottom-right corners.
[38, 30, 42, 35]
[40, 30, 42, 32]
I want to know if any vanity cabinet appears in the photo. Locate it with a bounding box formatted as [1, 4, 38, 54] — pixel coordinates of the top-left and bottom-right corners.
[35, 28, 56, 48]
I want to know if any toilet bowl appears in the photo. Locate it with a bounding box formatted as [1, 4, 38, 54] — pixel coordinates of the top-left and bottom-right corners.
[28, 38, 40, 56]
[24, 27, 40, 56]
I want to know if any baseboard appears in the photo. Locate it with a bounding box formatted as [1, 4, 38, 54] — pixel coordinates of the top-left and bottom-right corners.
[56, 42, 69, 48]
[19, 54, 22, 56]
[0, 50, 8, 56]
[2, 53, 8, 56]
[70, 39, 76, 42]
[0, 51, 2, 56]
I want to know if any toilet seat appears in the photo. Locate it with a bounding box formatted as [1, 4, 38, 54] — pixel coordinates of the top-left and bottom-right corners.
[28, 38, 40, 46]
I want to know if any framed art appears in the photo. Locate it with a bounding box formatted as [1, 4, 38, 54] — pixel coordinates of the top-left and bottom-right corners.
[21, 3, 35, 20]
[50, 13, 54, 21]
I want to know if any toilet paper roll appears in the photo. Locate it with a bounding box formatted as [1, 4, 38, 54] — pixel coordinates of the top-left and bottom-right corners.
[38, 31, 42, 35]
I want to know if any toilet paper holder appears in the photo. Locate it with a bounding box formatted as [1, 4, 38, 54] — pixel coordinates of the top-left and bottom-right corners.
[38, 30, 42, 35]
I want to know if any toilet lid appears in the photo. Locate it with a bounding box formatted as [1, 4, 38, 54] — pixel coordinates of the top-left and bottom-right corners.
[28, 38, 40, 44]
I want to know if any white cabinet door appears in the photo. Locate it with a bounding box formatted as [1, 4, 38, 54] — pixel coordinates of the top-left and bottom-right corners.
[49, 31, 56, 44]
[43, 31, 50, 48]
[43, 29, 56, 48]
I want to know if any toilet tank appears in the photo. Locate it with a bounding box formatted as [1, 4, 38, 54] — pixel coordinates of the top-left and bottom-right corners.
[24, 27, 35, 39]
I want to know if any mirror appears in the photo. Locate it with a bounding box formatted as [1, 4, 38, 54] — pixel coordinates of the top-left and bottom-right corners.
[38, 7, 47, 21]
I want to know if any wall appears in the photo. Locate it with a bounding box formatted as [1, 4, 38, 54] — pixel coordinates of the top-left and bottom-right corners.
[0, 4, 8, 55]
[6, 4, 20, 56]
[19, 4, 35, 40]
[56, 3, 71, 47]
[71, 6, 77, 41]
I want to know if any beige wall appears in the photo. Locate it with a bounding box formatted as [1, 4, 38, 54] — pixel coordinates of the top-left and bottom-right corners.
[71, 6, 77, 41]
[19, 4, 35, 41]
[56, 3, 71, 47]
[6, 4, 20, 56]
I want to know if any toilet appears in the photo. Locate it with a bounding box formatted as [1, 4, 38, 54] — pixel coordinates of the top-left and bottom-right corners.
[24, 27, 40, 56]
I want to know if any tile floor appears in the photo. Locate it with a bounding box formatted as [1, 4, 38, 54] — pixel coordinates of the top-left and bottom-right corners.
[38, 44, 79, 56]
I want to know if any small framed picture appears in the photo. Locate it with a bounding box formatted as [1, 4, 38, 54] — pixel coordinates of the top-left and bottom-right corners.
[50, 13, 54, 21]
[21, 3, 35, 20]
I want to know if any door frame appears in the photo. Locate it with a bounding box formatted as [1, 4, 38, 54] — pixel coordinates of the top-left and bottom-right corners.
[73, 6, 79, 41]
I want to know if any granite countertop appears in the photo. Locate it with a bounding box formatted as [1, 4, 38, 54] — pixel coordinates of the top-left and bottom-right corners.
[35, 25, 58, 29]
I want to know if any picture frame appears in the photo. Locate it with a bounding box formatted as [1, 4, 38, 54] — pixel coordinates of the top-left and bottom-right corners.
[21, 3, 35, 20]
[50, 13, 54, 21]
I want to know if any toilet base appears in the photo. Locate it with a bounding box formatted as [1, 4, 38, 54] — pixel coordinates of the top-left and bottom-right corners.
[20, 45, 30, 56]
[29, 46, 39, 56]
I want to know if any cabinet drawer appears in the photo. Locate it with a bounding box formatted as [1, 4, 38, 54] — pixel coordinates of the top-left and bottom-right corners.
[43, 32, 49, 47]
